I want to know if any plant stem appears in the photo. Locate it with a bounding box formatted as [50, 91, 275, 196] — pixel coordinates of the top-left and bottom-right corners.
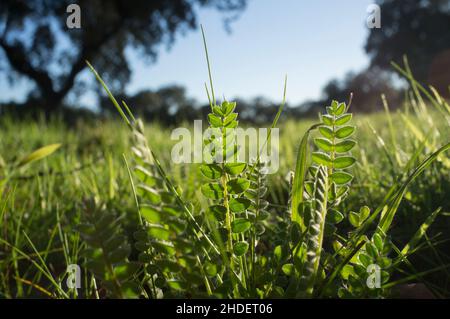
[222, 173, 233, 252]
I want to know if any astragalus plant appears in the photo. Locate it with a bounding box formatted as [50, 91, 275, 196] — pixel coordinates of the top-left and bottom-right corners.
[85, 50, 449, 298]
[69, 27, 448, 299]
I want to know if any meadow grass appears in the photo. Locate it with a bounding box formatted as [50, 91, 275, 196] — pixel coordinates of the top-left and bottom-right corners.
[0, 50, 449, 298]
[0, 95, 448, 298]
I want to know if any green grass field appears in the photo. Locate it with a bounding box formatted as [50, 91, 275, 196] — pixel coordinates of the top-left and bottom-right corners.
[0, 65, 449, 299]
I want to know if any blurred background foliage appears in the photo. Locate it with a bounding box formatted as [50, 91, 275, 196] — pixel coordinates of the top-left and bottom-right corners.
[0, 0, 449, 124]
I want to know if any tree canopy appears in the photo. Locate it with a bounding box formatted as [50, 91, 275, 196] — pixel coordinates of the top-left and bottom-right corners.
[366, 0, 450, 93]
[0, 0, 247, 112]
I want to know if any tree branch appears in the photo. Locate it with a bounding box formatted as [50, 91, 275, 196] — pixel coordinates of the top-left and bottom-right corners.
[0, 38, 56, 98]
[57, 21, 126, 101]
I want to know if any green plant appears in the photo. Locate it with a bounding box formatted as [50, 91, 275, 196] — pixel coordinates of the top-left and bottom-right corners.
[77, 199, 139, 298]
[129, 119, 208, 297]
[78, 34, 450, 300]
[0, 59, 448, 299]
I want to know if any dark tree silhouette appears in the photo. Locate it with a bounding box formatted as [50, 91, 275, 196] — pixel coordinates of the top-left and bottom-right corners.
[300, 68, 401, 113]
[0, 0, 247, 112]
[100, 85, 199, 124]
[365, 0, 450, 93]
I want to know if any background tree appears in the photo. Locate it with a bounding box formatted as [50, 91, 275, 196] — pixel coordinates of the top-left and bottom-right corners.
[299, 68, 402, 114]
[0, 0, 247, 112]
[365, 0, 450, 94]
[100, 85, 200, 125]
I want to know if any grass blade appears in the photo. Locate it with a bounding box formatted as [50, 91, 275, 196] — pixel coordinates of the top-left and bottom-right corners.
[291, 124, 321, 230]
[17, 143, 61, 167]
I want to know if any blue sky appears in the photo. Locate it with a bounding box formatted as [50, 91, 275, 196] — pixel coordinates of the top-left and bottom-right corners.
[0, 0, 374, 107]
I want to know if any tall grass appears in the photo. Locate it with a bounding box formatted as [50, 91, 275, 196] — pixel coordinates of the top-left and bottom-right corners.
[0, 50, 448, 298]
